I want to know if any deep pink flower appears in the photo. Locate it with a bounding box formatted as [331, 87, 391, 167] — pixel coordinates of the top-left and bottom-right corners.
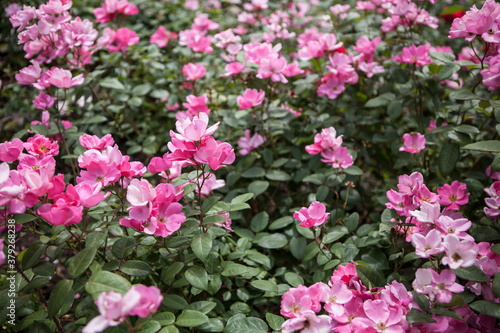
[183, 95, 210, 116]
[37, 197, 83, 226]
[93, 0, 138, 23]
[126, 285, 163, 318]
[320, 147, 354, 169]
[305, 127, 343, 155]
[24, 134, 59, 158]
[193, 137, 235, 170]
[214, 211, 233, 232]
[237, 89, 265, 110]
[220, 62, 249, 77]
[257, 55, 288, 83]
[33, 92, 57, 110]
[293, 201, 329, 228]
[281, 310, 332, 333]
[178, 29, 213, 53]
[394, 43, 432, 66]
[150, 26, 177, 47]
[438, 181, 470, 210]
[399, 133, 426, 153]
[75, 182, 107, 208]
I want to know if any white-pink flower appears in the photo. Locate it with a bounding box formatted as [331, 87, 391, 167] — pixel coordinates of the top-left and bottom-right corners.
[442, 234, 478, 269]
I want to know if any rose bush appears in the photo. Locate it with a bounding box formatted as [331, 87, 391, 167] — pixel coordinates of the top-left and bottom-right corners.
[1, 0, 500, 332]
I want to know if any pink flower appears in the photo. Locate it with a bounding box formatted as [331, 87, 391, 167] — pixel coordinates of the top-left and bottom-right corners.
[24, 134, 59, 158]
[79, 134, 115, 151]
[0, 139, 24, 162]
[33, 92, 57, 110]
[82, 289, 140, 333]
[257, 56, 288, 83]
[126, 179, 156, 221]
[385, 190, 416, 216]
[169, 113, 219, 143]
[293, 201, 329, 228]
[214, 211, 233, 232]
[37, 197, 83, 226]
[182, 63, 207, 81]
[237, 130, 266, 155]
[429, 269, 464, 303]
[178, 29, 213, 53]
[183, 95, 210, 116]
[74, 183, 107, 208]
[411, 229, 444, 258]
[394, 43, 432, 66]
[412, 268, 434, 295]
[352, 299, 404, 332]
[282, 61, 304, 77]
[281, 285, 322, 318]
[220, 62, 248, 77]
[193, 137, 235, 170]
[98, 27, 139, 53]
[93, 0, 139, 23]
[62, 17, 98, 48]
[48, 68, 84, 88]
[320, 147, 354, 169]
[442, 234, 478, 269]
[305, 127, 343, 155]
[482, 55, 500, 91]
[399, 133, 426, 153]
[323, 281, 354, 317]
[281, 310, 332, 333]
[15, 61, 41, 85]
[150, 26, 177, 48]
[5, 4, 21, 17]
[237, 89, 265, 110]
[126, 285, 163, 318]
[410, 201, 441, 223]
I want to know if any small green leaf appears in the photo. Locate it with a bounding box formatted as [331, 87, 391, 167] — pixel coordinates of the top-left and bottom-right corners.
[437, 62, 460, 81]
[454, 266, 490, 283]
[231, 193, 254, 204]
[225, 317, 268, 333]
[266, 313, 284, 331]
[121, 260, 153, 277]
[412, 291, 430, 312]
[152, 312, 175, 326]
[284, 272, 304, 287]
[356, 263, 384, 288]
[48, 280, 74, 318]
[449, 89, 481, 100]
[269, 216, 294, 230]
[191, 233, 212, 261]
[21, 241, 46, 269]
[430, 308, 464, 321]
[257, 233, 288, 249]
[470, 300, 500, 320]
[250, 212, 269, 232]
[265, 170, 291, 181]
[184, 266, 209, 290]
[407, 309, 436, 325]
[439, 142, 460, 177]
[68, 246, 97, 278]
[202, 197, 220, 214]
[112, 237, 137, 258]
[14, 214, 37, 224]
[175, 310, 208, 327]
[248, 180, 269, 197]
[222, 263, 248, 277]
[161, 262, 185, 284]
[100, 77, 125, 90]
[462, 140, 500, 152]
[85, 271, 131, 299]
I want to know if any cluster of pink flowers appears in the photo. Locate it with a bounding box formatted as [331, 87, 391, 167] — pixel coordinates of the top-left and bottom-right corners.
[448, 0, 500, 90]
[83, 285, 162, 333]
[120, 179, 185, 237]
[379, 1, 439, 33]
[399, 132, 426, 153]
[386, 172, 500, 304]
[293, 201, 329, 228]
[167, 113, 235, 171]
[150, 26, 178, 48]
[394, 44, 432, 67]
[305, 127, 353, 169]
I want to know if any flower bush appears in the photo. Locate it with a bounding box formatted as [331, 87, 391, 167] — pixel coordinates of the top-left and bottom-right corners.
[1, 0, 500, 332]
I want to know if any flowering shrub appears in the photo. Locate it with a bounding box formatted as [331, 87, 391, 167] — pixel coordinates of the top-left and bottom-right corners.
[1, 0, 500, 332]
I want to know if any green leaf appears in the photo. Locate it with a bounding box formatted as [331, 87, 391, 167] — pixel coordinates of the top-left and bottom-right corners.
[85, 271, 131, 299]
[221, 263, 248, 277]
[257, 233, 288, 249]
[462, 140, 500, 152]
[162, 295, 188, 310]
[202, 197, 220, 214]
[14, 214, 37, 224]
[225, 317, 268, 333]
[185, 301, 217, 314]
[266, 313, 284, 331]
[492, 273, 500, 298]
[250, 212, 269, 232]
[343, 166, 363, 176]
[32, 262, 55, 276]
[430, 52, 455, 63]
[454, 124, 480, 134]
[250, 280, 278, 293]
[152, 312, 175, 326]
[231, 193, 254, 204]
[132, 84, 151, 96]
[191, 233, 212, 261]
[437, 63, 460, 81]
[492, 244, 500, 255]
[161, 262, 185, 284]
[242, 167, 266, 178]
[439, 142, 460, 177]
[356, 263, 384, 288]
[265, 170, 291, 181]
[121, 260, 153, 277]
[136, 320, 161, 333]
[454, 266, 490, 282]
[21, 241, 46, 269]
[31, 124, 49, 136]
[406, 309, 436, 325]
[112, 237, 137, 258]
[430, 308, 464, 321]
[175, 310, 208, 327]
[302, 174, 325, 185]
[184, 266, 208, 290]
[67, 246, 97, 278]
[284, 272, 304, 287]
[86, 232, 106, 248]
[248, 180, 269, 197]
[47, 280, 74, 318]
[365, 93, 395, 108]
[412, 291, 430, 312]
[100, 77, 125, 90]
[470, 300, 500, 320]
[204, 215, 228, 225]
[269, 216, 294, 230]
[449, 89, 480, 100]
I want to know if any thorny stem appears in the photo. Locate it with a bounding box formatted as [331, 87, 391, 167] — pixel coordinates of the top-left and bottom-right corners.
[311, 227, 332, 260]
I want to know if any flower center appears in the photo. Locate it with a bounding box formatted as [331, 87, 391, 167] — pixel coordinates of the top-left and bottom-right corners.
[447, 228, 456, 234]
[437, 282, 446, 290]
[449, 194, 457, 202]
[452, 252, 462, 261]
[96, 176, 105, 182]
[39, 145, 48, 153]
[376, 322, 387, 331]
[290, 304, 301, 314]
[328, 295, 337, 303]
[421, 195, 430, 202]
[32, 165, 40, 170]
